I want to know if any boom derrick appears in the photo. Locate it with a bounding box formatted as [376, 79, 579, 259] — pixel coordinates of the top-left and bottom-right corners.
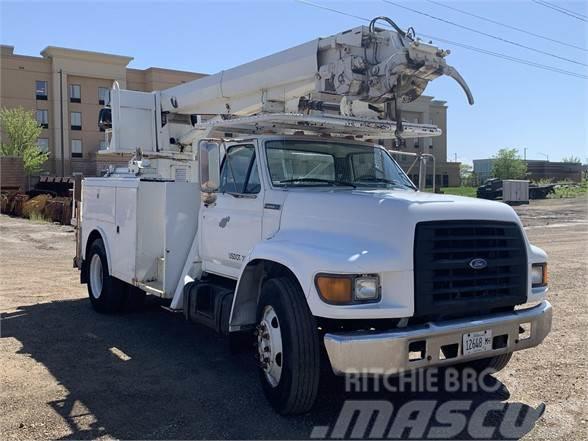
[102, 17, 473, 154]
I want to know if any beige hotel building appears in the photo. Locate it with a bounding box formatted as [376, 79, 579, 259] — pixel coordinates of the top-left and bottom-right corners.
[0, 44, 459, 186]
[0, 44, 204, 177]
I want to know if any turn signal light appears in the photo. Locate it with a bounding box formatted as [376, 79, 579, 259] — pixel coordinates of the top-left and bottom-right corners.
[316, 276, 353, 304]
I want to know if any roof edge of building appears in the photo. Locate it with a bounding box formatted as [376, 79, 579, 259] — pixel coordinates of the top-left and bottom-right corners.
[41, 46, 133, 65]
[0, 44, 15, 55]
[127, 66, 208, 76]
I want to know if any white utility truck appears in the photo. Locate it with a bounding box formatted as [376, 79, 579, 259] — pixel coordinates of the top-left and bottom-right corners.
[75, 18, 552, 414]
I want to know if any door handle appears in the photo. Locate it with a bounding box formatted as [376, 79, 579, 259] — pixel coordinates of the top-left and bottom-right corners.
[227, 192, 257, 199]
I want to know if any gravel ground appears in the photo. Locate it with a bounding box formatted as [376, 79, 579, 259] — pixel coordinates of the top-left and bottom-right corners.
[0, 197, 586, 440]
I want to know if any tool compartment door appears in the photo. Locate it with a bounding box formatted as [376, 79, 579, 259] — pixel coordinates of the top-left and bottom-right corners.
[111, 184, 137, 282]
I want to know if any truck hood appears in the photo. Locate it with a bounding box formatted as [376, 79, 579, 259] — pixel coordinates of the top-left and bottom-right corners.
[275, 188, 524, 271]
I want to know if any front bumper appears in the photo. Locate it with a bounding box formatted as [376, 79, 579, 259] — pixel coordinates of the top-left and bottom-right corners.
[324, 301, 552, 375]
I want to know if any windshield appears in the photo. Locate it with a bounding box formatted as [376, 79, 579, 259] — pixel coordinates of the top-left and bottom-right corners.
[265, 140, 415, 190]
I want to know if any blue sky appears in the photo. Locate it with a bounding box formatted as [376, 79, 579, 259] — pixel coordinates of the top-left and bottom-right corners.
[1, 0, 587, 164]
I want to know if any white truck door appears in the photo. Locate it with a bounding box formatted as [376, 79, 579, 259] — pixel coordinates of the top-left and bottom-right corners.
[200, 143, 263, 278]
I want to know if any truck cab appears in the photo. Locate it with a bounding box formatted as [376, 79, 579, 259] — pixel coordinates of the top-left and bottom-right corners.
[77, 133, 552, 415]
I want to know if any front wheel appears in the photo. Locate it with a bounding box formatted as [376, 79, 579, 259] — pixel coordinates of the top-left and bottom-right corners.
[256, 277, 321, 415]
[461, 352, 513, 374]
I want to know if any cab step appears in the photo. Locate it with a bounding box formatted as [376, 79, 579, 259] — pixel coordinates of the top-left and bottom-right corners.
[183, 281, 234, 335]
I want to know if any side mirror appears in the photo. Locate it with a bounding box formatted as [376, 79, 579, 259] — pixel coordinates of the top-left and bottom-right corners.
[198, 140, 220, 204]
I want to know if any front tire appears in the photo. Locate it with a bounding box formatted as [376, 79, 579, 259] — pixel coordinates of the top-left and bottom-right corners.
[256, 277, 321, 415]
[86, 238, 127, 313]
[462, 352, 513, 374]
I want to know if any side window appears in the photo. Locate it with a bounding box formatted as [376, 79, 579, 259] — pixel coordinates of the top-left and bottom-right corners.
[219, 145, 260, 194]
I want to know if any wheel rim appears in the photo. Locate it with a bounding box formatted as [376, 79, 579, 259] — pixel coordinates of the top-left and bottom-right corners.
[89, 254, 103, 299]
[257, 305, 283, 387]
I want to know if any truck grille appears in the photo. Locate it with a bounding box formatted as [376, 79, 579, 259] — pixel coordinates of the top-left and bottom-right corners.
[414, 221, 527, 319]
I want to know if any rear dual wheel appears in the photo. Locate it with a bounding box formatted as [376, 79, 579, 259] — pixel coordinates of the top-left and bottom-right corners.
[86, 238, 145, 313]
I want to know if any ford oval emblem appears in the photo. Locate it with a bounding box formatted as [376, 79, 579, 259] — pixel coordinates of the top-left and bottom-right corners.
[469, 258, 488, 270]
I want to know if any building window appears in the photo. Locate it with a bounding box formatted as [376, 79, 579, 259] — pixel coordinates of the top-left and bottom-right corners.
[71, 139, 82, 158]
[69, 84, 81, 103]
[99, 140, 108, 151]
[36, 81, 48, 100]
[426, 119, 433, 149]
[70, 112, 82, 130]
[412, 117, 420, 149]
[36, 109, 48, 128]
[37, 138, 49, 153]
[98, 87, 110, 105]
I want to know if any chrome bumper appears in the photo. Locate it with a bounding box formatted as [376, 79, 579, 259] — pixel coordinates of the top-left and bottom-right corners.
[324, 301, 552, 375]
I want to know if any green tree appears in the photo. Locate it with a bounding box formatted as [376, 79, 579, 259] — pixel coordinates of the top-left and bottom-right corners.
[561, 155, 581, 164]
[0, 107, 48, 174]
[459, 163, 477, 186]
[459, 163, 473, 179]
[492, 148, 527, 180]
[22, 142, 49, 175]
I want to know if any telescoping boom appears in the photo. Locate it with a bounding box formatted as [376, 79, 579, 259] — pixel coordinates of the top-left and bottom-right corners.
[103, 17, 473, 154]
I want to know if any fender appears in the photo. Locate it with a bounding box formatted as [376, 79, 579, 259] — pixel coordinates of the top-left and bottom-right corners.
[82, 225, 113, 270]
[229, 229, 408, 330]
[228, 240, 310, 332]
[528, 243, 547, 265]
[251, 228, 408, 277]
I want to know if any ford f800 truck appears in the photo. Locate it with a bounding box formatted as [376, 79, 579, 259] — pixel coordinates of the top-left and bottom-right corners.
[74, 18, 552, 414]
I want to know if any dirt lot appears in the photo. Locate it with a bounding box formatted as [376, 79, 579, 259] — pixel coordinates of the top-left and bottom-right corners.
[1, 197, 587, 440]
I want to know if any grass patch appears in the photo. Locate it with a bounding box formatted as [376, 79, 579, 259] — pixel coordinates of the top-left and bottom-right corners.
[436, 181, 588, 200]
[439, 186, 477, 198]
[29, 212, 50, 223]
[549, 180, 588, 199]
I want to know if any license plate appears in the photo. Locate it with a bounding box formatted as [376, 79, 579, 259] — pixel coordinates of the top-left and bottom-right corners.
[462, 330, 493, 355]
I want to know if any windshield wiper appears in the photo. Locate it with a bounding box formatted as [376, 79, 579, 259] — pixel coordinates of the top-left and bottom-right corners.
[355, 176, 413, 188]
[355, 177, 407, 187]
[278, 178, 356, 188]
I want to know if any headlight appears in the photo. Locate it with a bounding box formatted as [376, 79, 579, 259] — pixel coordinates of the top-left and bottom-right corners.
[531, 263, 548, 287]
[354, 276, 379, 300]
[315, 274, 380, 304]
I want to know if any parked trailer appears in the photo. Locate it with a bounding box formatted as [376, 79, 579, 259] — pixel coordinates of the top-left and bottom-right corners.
[477, 178, 555, 201]
[76, 19, 552, 414]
